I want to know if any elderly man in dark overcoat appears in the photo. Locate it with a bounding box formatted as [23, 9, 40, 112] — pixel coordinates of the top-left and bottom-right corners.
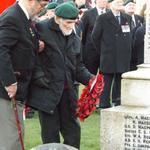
[0, 0, 48, 149]
[27, 2, 93, 149]
[92, 0, 132, 108]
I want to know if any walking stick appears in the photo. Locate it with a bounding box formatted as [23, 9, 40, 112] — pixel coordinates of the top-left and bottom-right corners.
[12, 97, 25, 150]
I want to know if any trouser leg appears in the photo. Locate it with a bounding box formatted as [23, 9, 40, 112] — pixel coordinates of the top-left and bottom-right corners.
[38, 90, 80, 149]
[0, 98, 24, 150]
[99, 73, 114, 108]
[112, 73, 121, 106]
[59, 90, 81, 149]
[38, 109, 60, 144]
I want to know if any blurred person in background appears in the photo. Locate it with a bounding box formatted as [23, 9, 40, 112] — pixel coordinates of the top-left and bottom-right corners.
[92, 0, 132, 108]
[124, 0, 144, 33]
[131, 2, 146, 70]
[124, 0, 144, 70]
[81, 0, 108, 75]
[38, 2, 58, 21]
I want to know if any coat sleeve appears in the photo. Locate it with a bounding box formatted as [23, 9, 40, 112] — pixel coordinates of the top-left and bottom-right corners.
[132, 25, 145, 65]
[0, 14, 18, 86]
[81, 11, 89, 45]
[91, 16, 102, 54]
[75, 38, 93, 85]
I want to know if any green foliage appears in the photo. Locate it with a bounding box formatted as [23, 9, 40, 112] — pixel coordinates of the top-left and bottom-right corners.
[24, 112, 100, 150]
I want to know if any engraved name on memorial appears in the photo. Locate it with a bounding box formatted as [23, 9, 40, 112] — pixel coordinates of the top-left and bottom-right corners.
[124, 114, 150, 149]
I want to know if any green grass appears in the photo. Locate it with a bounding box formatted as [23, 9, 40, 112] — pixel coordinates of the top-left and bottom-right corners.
[24, 112, 100, 150]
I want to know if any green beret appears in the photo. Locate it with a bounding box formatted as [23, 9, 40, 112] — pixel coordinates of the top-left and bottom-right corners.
[46, 2, 58, 10]
[55, 2, 79, 20]
[124, 0, 135, 6]
[107, 0, 113, 3]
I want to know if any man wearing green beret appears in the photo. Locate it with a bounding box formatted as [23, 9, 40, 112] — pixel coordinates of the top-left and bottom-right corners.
[38, 2, 58, 21]
[27, 1, 93, 149]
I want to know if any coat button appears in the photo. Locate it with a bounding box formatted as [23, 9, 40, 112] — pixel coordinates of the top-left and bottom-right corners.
[50, 110, 54, 114]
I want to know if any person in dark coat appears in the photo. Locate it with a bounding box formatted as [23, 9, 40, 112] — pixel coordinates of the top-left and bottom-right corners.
[0, 0, 48, 149]
[92, 0, 132, 108]
[81, 0, 108, 75]
[124, 0, 144, 70]
[27, 2, 93, 149]
[111, 0, 144, 103]
[132, 23, 145, 69]
[124, 0, 144, 29]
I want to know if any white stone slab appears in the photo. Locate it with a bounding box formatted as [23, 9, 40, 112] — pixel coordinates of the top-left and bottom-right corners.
[121, 78, 150, 106]
[100, 106, 150, 150]
[121, 64, 150, 106]
[122, 64, 150, 80]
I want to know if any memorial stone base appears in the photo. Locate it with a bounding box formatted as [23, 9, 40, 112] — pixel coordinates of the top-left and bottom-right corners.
[100, 64, 150, 150]
[100, 106, 150, 150]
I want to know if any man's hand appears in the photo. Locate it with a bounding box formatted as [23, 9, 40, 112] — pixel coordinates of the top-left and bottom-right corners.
[5, 84, 17, 98]
[39, 40, 45, 53]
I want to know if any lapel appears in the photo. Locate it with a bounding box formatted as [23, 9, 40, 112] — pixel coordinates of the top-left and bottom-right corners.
[46, 19, 68, 60]
[15, 3, 30, 29]
[106, 11, 120, 28]
[14, 2, 29, 25]
[134, 15, 143, 26]
[65, 33, 75, 52]
[15, 3, 38, 41]
[12, 2, 39, 53]
[120, 13, 130, 26]
[89, 8, 99, 24]
[92, 7, 98, 17]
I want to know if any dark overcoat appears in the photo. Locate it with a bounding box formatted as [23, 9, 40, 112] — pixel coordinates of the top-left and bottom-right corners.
[0, 3, 38, 101]
[28, 18, 92, 114]
[131, 24, 145, 70]
[81, 8, 100, 74]
[81, 7, 98, 47]
[92, 11, 132, 73]
[131, 14, 144, 37]
[134, 14, 144, 27]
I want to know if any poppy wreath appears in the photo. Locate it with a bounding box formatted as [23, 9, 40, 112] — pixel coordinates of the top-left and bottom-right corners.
[76, 73, 104, 121]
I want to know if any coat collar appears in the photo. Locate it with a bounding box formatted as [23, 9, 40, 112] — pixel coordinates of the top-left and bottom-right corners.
[47, 18, 76, 52]
[106, 10, 119, 27]
[106, 11, 129, 27]
[14, 2, 29, 25]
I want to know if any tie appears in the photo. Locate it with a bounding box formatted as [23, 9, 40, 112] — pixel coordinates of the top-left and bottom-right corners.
[116, 15, 120, 24]
[131, 19, 136, 28]
[101, 10, 104, 15]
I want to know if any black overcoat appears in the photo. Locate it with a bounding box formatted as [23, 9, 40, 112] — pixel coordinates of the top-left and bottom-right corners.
[92, 11, 132, 73]
[0, 3, 38, 101]
[131, 24, 145, 70]
[81, 8, 100, 74]
[28, 18, 92, 114]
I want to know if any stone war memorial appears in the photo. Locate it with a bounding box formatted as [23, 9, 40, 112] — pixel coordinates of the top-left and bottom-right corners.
[100, 0, 150, 150]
